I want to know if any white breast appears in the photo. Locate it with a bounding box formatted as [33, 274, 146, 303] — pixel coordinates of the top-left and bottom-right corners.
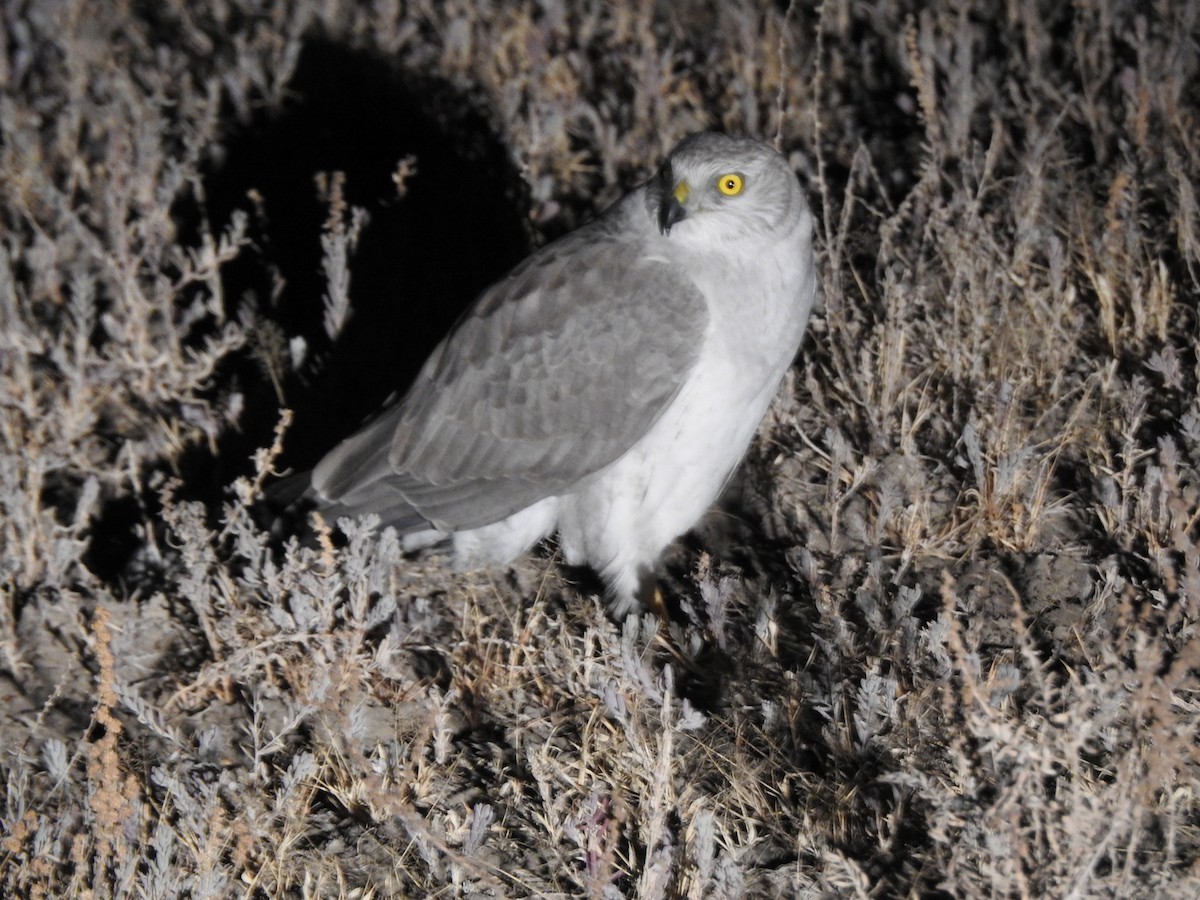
[553, 206, 816, 608]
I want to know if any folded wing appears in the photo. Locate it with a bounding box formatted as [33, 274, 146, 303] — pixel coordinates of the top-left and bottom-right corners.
[311, 217, 708, 531]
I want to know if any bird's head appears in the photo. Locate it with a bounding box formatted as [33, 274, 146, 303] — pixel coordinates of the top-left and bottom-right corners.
[649, 132, 804, 242]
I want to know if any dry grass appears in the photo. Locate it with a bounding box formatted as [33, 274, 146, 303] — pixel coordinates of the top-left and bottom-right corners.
[2, 0, 1199, 896]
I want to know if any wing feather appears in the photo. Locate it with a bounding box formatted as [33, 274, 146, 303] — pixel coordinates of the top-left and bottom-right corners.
[312, 206, 708, 531]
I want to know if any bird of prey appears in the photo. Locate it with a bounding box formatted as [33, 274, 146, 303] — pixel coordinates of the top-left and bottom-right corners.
[301, 132, 817, 616]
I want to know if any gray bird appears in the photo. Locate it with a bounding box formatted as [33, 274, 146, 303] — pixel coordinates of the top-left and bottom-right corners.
[303, 132, 817, 616]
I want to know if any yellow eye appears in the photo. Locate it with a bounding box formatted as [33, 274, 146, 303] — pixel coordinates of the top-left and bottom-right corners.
[717, 173, 744, 196]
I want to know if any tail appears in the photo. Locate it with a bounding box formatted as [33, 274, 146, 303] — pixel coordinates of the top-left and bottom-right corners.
[265, 466, 430, 535]
[265, 469, 314, 510]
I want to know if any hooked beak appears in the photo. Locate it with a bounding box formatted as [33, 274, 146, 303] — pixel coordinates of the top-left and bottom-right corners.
[657, 174, 690, 235]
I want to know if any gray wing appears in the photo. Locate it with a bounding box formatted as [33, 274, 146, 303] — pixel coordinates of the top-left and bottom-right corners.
[310, 212, 707, 531]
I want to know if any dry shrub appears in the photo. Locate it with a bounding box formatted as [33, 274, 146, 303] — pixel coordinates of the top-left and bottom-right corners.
[1, 0, 1198, 897]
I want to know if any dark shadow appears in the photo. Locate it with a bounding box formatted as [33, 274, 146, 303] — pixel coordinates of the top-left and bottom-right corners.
[86, 40, 531, 585]
[185, 38, 530, 482]
[80, 495, 144, 586]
